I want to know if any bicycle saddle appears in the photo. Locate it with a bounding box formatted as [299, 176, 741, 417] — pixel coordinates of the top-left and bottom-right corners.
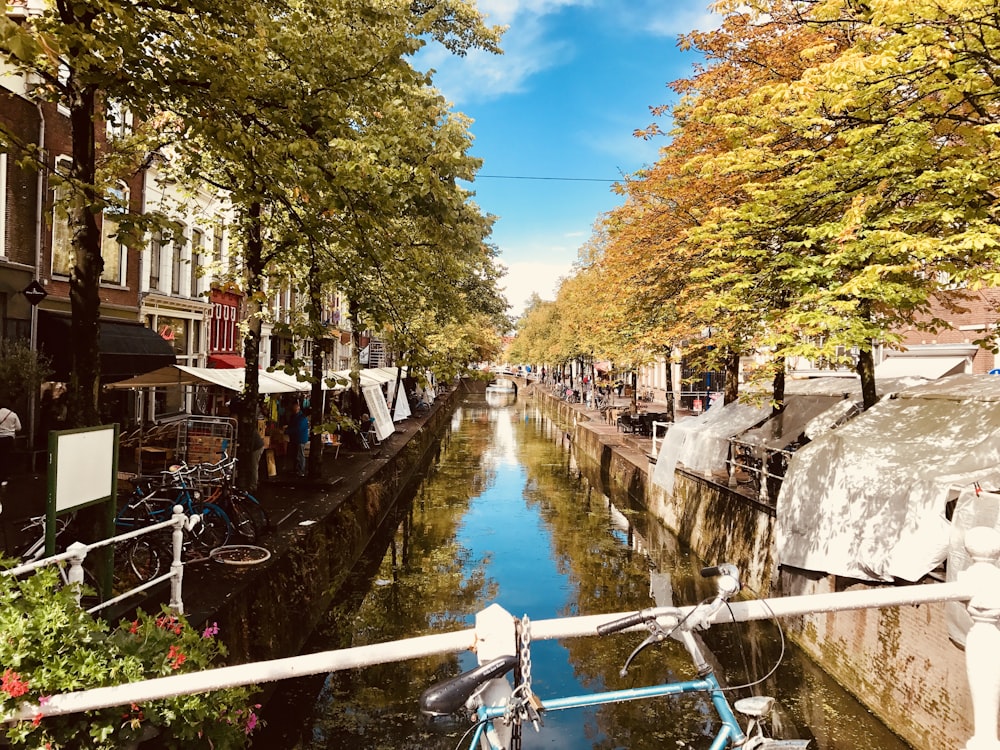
[419, 654, 518, 716]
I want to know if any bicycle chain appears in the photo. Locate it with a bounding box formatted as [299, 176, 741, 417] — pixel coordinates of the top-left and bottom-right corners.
[509, 614, 539, 750]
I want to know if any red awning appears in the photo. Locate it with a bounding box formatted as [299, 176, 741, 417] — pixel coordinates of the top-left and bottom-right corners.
[594, 360, 612, 373]
[208, 354, 246, 369]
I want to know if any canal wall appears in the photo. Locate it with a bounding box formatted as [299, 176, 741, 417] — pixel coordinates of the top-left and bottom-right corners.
[199, 386, 461, 667]
[533, 386, 975, 750]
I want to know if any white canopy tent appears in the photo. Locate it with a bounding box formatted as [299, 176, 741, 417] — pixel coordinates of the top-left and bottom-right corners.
[107, 365, 410, 396]
[104, 365, 309, 394]
[776, 374, 1000, 582]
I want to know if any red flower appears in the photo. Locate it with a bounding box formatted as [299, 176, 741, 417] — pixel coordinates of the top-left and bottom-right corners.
[166, 645, 187, 670]
[1, 669, 30, 698]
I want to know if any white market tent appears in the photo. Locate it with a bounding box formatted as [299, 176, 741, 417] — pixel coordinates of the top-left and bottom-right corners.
[104, 364, 310, 394]
[106, 364, 407, 396]
[776, 374, 1000, 582]
[651, 378, 869, 495]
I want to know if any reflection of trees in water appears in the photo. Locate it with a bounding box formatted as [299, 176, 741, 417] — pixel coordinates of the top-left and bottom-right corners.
[262, 398, 908, 750]
[511, 408, 723, 747]
[277, 402, 502, 749]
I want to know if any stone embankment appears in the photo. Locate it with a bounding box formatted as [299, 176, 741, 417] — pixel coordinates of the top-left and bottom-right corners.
[520, 378, 974, 750]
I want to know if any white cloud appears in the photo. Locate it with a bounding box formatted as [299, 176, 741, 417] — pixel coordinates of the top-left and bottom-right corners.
[417, 0, 586, 105]
[501, 258, 574, 315]
[613, 2, 722, 37]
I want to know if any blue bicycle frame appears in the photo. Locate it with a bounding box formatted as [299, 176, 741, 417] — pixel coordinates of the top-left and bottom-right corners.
[438, 567, 755, 750]
[466, 666, 746, 750]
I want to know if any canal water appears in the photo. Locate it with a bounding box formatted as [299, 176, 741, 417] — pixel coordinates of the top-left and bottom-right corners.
[257, 395, 910, 749]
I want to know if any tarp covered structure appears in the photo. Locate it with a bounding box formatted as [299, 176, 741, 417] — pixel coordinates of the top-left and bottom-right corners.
[776, 374, 1000, 582]
[650, 377, 922, 497]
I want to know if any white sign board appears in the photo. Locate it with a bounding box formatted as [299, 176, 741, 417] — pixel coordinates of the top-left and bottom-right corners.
[363, 385, 395, 442]
[392, 387, 411, 422]
[52, 426, 117, 512]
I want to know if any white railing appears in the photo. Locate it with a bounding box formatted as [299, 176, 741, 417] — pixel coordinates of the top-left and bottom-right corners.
[2, 505, 190, 615]
[650, 421, 670, 456]
[5, 527, 1000, 749]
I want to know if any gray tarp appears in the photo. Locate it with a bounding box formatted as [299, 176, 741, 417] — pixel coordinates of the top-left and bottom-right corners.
[777, 374, 1000, 582]
[651, 377, 883, 494]
[739, 395, 845, 450]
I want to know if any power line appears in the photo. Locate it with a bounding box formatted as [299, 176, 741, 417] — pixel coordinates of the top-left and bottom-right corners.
[476, 174, 619, 183]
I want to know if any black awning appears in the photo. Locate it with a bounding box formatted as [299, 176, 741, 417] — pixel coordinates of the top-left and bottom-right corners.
[39, 312, 177, 383]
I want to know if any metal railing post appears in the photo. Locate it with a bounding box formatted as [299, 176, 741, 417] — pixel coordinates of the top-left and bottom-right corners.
[169, 505, 185, 615]
[65, 542, 87, 606]
[961, 527, 1000, 750]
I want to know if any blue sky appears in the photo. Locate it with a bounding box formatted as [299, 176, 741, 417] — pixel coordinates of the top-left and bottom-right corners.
[419, 1, 718, 316]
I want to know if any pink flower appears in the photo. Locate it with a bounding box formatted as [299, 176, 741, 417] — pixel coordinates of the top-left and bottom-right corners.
[202, 622, 219, 639]
[245, 711, 258, 735]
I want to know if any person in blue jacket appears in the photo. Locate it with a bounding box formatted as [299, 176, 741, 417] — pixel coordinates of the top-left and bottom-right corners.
[285, 400, 310, 476]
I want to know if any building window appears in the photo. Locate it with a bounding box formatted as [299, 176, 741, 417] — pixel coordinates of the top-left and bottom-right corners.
[190, 228, 204, 298]
[105, 99, 133, 141]
[51, 157, 73, 276]
[100, 184, 127, 284]
[149, 230, 162, 290]
[213, 228, 224, 266]
[171, 229, 185, 295]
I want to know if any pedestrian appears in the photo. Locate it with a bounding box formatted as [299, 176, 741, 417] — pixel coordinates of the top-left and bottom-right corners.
[285, 401, 309, 477]
[229, 396, 266, 490]
[0, 404, 22, 482]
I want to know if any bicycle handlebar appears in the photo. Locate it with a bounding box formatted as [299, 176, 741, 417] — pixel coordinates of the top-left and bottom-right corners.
[596, 609, 659, 636]
[596, 563, 742, 637]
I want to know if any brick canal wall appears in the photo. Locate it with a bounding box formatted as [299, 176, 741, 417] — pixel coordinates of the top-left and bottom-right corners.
[532, 386, 975, 750]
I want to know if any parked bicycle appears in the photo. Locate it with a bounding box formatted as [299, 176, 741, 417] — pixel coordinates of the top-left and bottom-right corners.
[1, 496, 104, 603]
[115, 464, 232, 561]
[420, 564, 808, 750]
[192, 457, 269, 542]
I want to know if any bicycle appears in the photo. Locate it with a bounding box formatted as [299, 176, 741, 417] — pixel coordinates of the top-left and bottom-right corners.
[194, 457, 269, 542]
[115, 465, 232, 558]
[420, 565, 809, 750]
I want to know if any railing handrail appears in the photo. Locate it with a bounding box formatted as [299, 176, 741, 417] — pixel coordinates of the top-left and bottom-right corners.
[3, 506, 190, 615]
[5, 538, 998, 733]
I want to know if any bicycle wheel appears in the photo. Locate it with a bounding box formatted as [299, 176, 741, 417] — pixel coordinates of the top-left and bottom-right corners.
[189, 504, 231, 552]
[231, 490, 269, 540]
[225, 496, 258, 541]
[114, 538, 163, 591]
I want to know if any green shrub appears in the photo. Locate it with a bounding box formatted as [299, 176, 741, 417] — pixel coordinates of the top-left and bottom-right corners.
[0, 565, 261, 748]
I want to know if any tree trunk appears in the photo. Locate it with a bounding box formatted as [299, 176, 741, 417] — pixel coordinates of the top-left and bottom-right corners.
[857, 348, 878, 410]
[235, 201, 265, 491]
[308, 342, 324, 478]
[305, 256, 325, 478]
[66, 86, 102, 428]
[664, 350, 675, 422]
[723, 348, 740, 405]
[348, 300, 366, 421]
[771, 357, 786, 416]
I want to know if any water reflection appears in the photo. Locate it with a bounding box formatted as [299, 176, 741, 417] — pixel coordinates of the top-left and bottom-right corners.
[258, 397, 909, 750]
